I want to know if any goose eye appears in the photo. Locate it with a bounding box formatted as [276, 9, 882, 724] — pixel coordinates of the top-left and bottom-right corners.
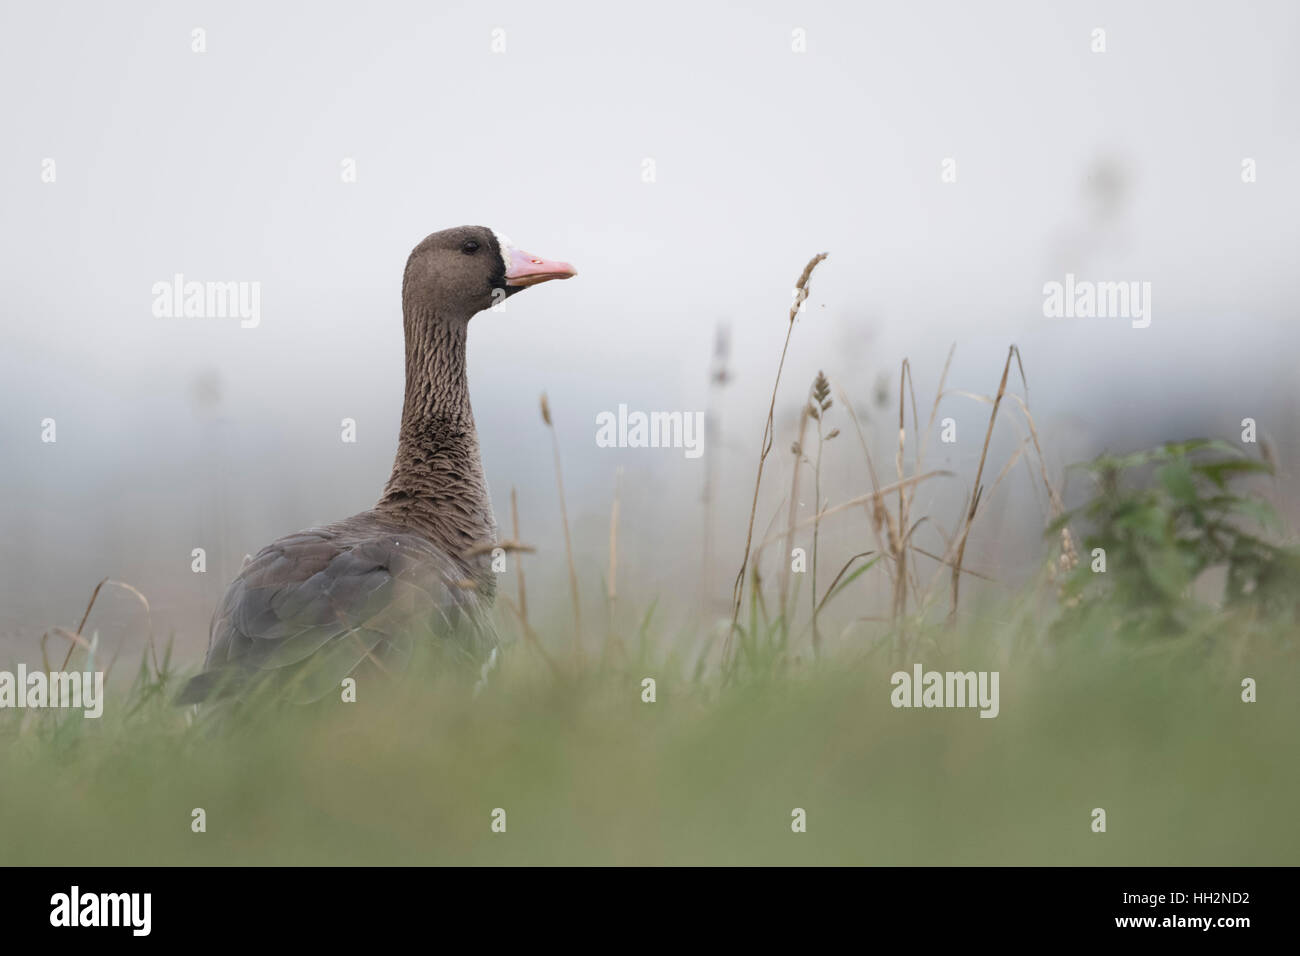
[461, 240, 480, 255]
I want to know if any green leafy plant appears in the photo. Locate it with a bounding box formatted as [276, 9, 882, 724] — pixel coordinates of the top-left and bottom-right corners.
[1051, 439, 1300, 635]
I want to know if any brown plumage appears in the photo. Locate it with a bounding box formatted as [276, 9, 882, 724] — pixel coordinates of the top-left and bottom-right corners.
[178, 226, 575, 704]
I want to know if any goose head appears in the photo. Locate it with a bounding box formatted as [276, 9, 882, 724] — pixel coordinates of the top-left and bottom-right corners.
[402, 225, 576, 318]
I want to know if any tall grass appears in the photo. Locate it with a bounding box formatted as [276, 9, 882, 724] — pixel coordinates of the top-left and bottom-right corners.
[2, 253, 1297, 865]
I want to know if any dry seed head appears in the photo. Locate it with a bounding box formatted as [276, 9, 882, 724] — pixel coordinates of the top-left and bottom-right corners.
[1260, 438, 1277, 472]
[812, 370, 831, 404]
[1059, 526, 1078, 569]
[787, 252, 829, 323]
[873, 373, 890, 409]
[711, 323, 731, 361]
[710, 324, 732, 386]
[540, 392, 552, 426]
[809, 370, 833, 422]
[871, 496, 885, 534]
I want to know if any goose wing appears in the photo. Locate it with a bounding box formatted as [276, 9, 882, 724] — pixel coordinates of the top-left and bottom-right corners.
[177, 516, 495, 704]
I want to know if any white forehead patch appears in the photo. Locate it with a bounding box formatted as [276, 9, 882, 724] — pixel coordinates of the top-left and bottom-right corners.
[491, 229, 515, 275]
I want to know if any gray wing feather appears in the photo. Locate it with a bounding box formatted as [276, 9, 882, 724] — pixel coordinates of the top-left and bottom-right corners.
[177, 514, 496, 704]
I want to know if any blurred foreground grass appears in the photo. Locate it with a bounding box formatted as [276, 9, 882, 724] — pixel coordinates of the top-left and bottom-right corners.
[1, 600, 1296, 866]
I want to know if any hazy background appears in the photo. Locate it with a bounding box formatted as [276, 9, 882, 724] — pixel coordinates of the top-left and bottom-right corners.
[2, 0, 1297, 663]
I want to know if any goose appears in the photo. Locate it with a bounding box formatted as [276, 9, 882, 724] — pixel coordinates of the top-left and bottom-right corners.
[177, 226, 576, 704]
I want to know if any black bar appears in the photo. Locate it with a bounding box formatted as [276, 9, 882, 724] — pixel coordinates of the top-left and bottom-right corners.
[0, 866, 1278, 941]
